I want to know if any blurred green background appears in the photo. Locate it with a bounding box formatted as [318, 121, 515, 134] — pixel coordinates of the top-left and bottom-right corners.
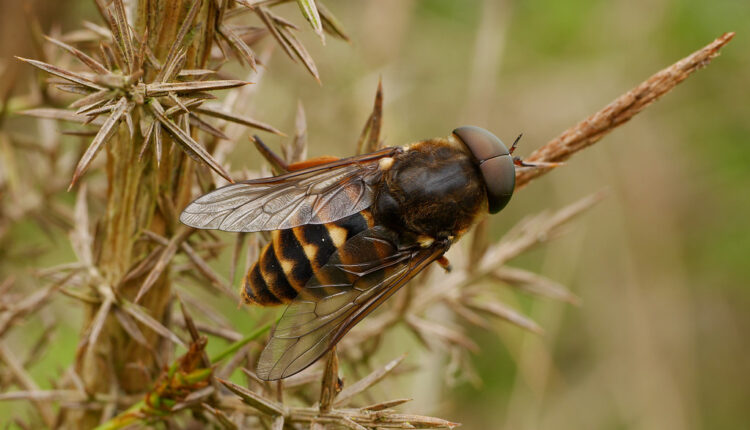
[1, 0, 749, 428]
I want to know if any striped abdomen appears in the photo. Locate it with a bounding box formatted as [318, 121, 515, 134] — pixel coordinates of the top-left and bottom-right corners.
[242, 210, 375, 305]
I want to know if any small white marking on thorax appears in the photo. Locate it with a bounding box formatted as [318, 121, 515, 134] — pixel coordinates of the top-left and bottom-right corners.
[379, 157, 394, 170]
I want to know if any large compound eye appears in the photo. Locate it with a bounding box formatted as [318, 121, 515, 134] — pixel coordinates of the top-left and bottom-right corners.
[453, 126, 516, 214]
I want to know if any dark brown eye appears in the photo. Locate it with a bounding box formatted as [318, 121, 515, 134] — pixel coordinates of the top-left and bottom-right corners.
[453, 126, 516, 214]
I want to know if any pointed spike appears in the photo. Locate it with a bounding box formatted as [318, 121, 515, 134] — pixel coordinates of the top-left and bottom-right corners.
[69, 97, 129, 190]
[149, 100, 234, 183]
[44, 35, 109, 74]
[16, 56, 105, 90]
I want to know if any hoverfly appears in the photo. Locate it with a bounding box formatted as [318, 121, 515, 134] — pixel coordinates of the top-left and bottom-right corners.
[180, 126, 523, 380]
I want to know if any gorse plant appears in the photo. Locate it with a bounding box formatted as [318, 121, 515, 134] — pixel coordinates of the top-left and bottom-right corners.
[0, 0, 732, 428]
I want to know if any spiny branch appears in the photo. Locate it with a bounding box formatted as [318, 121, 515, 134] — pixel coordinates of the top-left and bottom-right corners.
[515, 32, 735, 189]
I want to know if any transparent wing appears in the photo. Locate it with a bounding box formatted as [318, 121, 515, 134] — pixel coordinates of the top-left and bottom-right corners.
[179, 148, 397, 232]
[256, 226, 448, 380]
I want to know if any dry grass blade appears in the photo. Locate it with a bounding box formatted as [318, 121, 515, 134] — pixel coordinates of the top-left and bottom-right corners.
[406, 316, 481, 351]
[229, 233, 246, 286]
[0, 343, 56, 427]
[465, 300, 544, 334]
[277, 25, 320, 83]
[317, 2, 350, 42]
[190, 112, 230, 140]
[19, 108, 105, 125]
[112, 307, 150, 350]
[319, 348, 340, 412]
[180, 240, 236, 298]
[156, 0, 202, 82]
[44, 35, 109, 74]
[179, 69, 216, 77]
[0, 389, 89, 402]
[107, 1, 135, 73]
[202, 403, 239, 430]
[53, 83, 93, 95]
[120, 300, 187, 348]
[484, 191, 607, 270]
[282, 100, 308, 163]
[219, 379, 284, 416]
[493, 266, 581, 304]
[256, 7, 297, 61]
[272, 415, 285, 430]
[134, 227, 194, 303]
[0, 283, 64, 338]
[70, 89, 113, 111]
[195, 105, 285, 135]
[515, 32, 735, 189]
[356, 79, 383, 154]
[84, 296, 114, 357]
[71, 184, 93, 266]
[16, 57, 105, 91]
[146, 80, 249, 96]
[295, 0, 325, 42]
[69, 96, 129, 190]
[149, 100, 234, 183]
[361, 398, 411, 412]
[335, 355, 405, 407]
[219, 23, 258, 69]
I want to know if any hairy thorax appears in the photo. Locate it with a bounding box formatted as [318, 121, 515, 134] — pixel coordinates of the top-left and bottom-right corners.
[372, 138, 487, 244]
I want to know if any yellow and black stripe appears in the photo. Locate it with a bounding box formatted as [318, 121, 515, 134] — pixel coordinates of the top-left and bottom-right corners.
[242, 210, 374, 305]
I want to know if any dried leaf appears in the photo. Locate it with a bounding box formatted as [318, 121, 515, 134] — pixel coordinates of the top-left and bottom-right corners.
[149, 100, 234, 183]
[178, 69, 217, 78]
[84, 296, 113, 358]
[277, 25, 320, 82]
[357, 79, 383, 154]
[189, 112, 230, 140]
[16, 56, 105, 90]
[406, 316, 480, 352]
[69, 97, 129, 189]
[493, 266, 581, 305]
[44, 35, 109, 74]
[146, 80, 249, 97]
[108, 1, 135, 72]
[202, 403, 239, 430]
[282, 100, 307, 163]
[318, 1, 350, 42]
[195, 105, 284, 136]
[71, 184, 93, 266]
[361, 398, 411, 412]
[134, 226, 194, 303]
[256, 7, 297, 62]
[19, 108, 105, 125]
[120, 300, 187, 348]
[229, 232, 246, 286]
[465, 300, 544, 334]
[335, 355, 406, 407]
[219, 23, 257, 69]
[218, 379, 284, 416]
[113, 307, 151, 350]
[156, 0, 202, 82]
[70, 89, 113, 111]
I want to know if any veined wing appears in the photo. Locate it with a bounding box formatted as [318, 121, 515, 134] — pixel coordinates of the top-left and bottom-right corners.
[179, 147, 397, 232]
[256, 226, 448, 380]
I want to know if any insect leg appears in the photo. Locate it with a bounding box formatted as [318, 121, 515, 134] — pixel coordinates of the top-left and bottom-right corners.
[286, 156, 341, 171]
[437, 255, 452, 273]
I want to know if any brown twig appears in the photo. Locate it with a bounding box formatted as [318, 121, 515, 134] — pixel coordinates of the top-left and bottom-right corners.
[515, 32, 735, 189]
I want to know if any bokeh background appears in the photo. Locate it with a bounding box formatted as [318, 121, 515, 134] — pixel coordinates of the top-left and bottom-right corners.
[1, 0, 748, 428]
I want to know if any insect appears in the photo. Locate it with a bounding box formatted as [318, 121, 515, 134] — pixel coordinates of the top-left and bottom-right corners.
[180, 126, 525, 380]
